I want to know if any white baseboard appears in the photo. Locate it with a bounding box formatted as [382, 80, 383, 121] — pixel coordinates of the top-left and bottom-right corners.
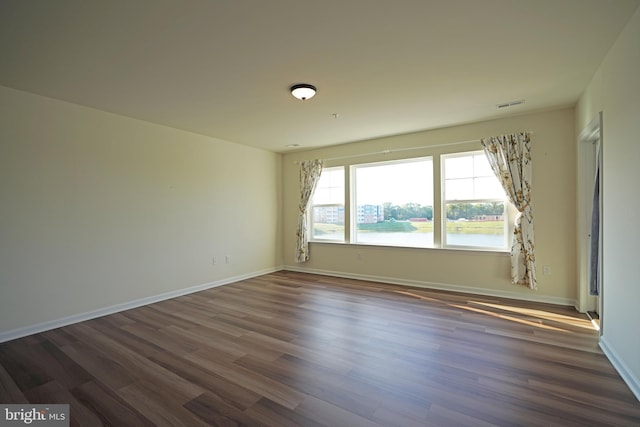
[283, 265, 577, 307]
[599, 337, 640, 402]
[0, 266, 283, 344]
[0, 264, 576, 340]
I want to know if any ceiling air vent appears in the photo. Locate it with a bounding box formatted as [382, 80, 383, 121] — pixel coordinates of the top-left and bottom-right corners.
[497, 99, 525, 109]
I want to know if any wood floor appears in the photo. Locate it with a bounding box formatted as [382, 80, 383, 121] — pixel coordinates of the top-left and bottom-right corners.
[1, 271, 639, 426]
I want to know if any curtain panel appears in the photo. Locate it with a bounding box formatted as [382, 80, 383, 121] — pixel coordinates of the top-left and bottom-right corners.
[295, 160, 323, 263]
[481, 132, 537, 289]
[589, 145, 601, 295]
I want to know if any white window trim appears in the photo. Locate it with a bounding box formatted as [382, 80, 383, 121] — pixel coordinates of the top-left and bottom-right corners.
[441, 150, 510, 251]
[309, 166, 346, 243]
[307, 149, 512, 253]
[350, 157, 433, 248]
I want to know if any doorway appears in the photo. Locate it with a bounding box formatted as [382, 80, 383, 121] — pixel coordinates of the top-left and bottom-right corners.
[577, 112, 603, 334]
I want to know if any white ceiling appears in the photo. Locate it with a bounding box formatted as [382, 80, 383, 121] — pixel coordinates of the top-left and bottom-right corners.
[1, 0, 638, 152]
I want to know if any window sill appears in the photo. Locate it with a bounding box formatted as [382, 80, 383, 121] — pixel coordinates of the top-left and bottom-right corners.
[309, 240, 509, 255]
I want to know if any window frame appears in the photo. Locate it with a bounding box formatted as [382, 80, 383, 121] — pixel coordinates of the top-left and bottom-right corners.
[309, 166, 346, 243]
[350, 157, 434, 248]
[307, 148, 512, 253]
[441, 151, 509, 251]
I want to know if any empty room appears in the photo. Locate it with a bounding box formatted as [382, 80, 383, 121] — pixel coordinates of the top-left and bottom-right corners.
[1, 1, 640, 426]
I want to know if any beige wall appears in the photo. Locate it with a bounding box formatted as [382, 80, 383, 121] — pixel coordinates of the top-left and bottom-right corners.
[283, 108, 577, 305]
[0, 86, 282, 335]
[576, 6, 640, 398]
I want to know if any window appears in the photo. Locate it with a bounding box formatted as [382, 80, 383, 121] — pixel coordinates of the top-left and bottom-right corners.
[310, 167, 345, 242]
[307, 148, 511, 252]
[442, 151, 508, 249]
[351, 158, 433, 247]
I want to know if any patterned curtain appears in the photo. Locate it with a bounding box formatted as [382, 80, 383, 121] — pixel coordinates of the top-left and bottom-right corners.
[481, 132, 537, 289]
[295, 160, 323, 263]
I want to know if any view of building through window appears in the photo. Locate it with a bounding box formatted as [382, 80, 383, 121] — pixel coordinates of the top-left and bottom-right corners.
[352, 158, 433, 247]
[311, 167, 344, 241]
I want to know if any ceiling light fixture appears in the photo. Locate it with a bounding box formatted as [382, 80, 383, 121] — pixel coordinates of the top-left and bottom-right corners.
[290, 84, 317, 100]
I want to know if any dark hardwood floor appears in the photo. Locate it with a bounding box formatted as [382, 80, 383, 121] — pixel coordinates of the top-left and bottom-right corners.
[1, 271, 639, 426]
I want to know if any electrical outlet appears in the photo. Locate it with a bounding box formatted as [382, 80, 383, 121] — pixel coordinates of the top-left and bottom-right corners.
[225, 255, 230, 264]
[543, 266, 551, 275]
[212, 256, 217, 265]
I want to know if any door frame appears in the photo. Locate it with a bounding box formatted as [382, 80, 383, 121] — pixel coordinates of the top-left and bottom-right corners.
[577, 112, 603, 333]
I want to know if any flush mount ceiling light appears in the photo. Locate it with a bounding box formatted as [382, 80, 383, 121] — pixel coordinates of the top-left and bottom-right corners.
[290, 84, 317, 100]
